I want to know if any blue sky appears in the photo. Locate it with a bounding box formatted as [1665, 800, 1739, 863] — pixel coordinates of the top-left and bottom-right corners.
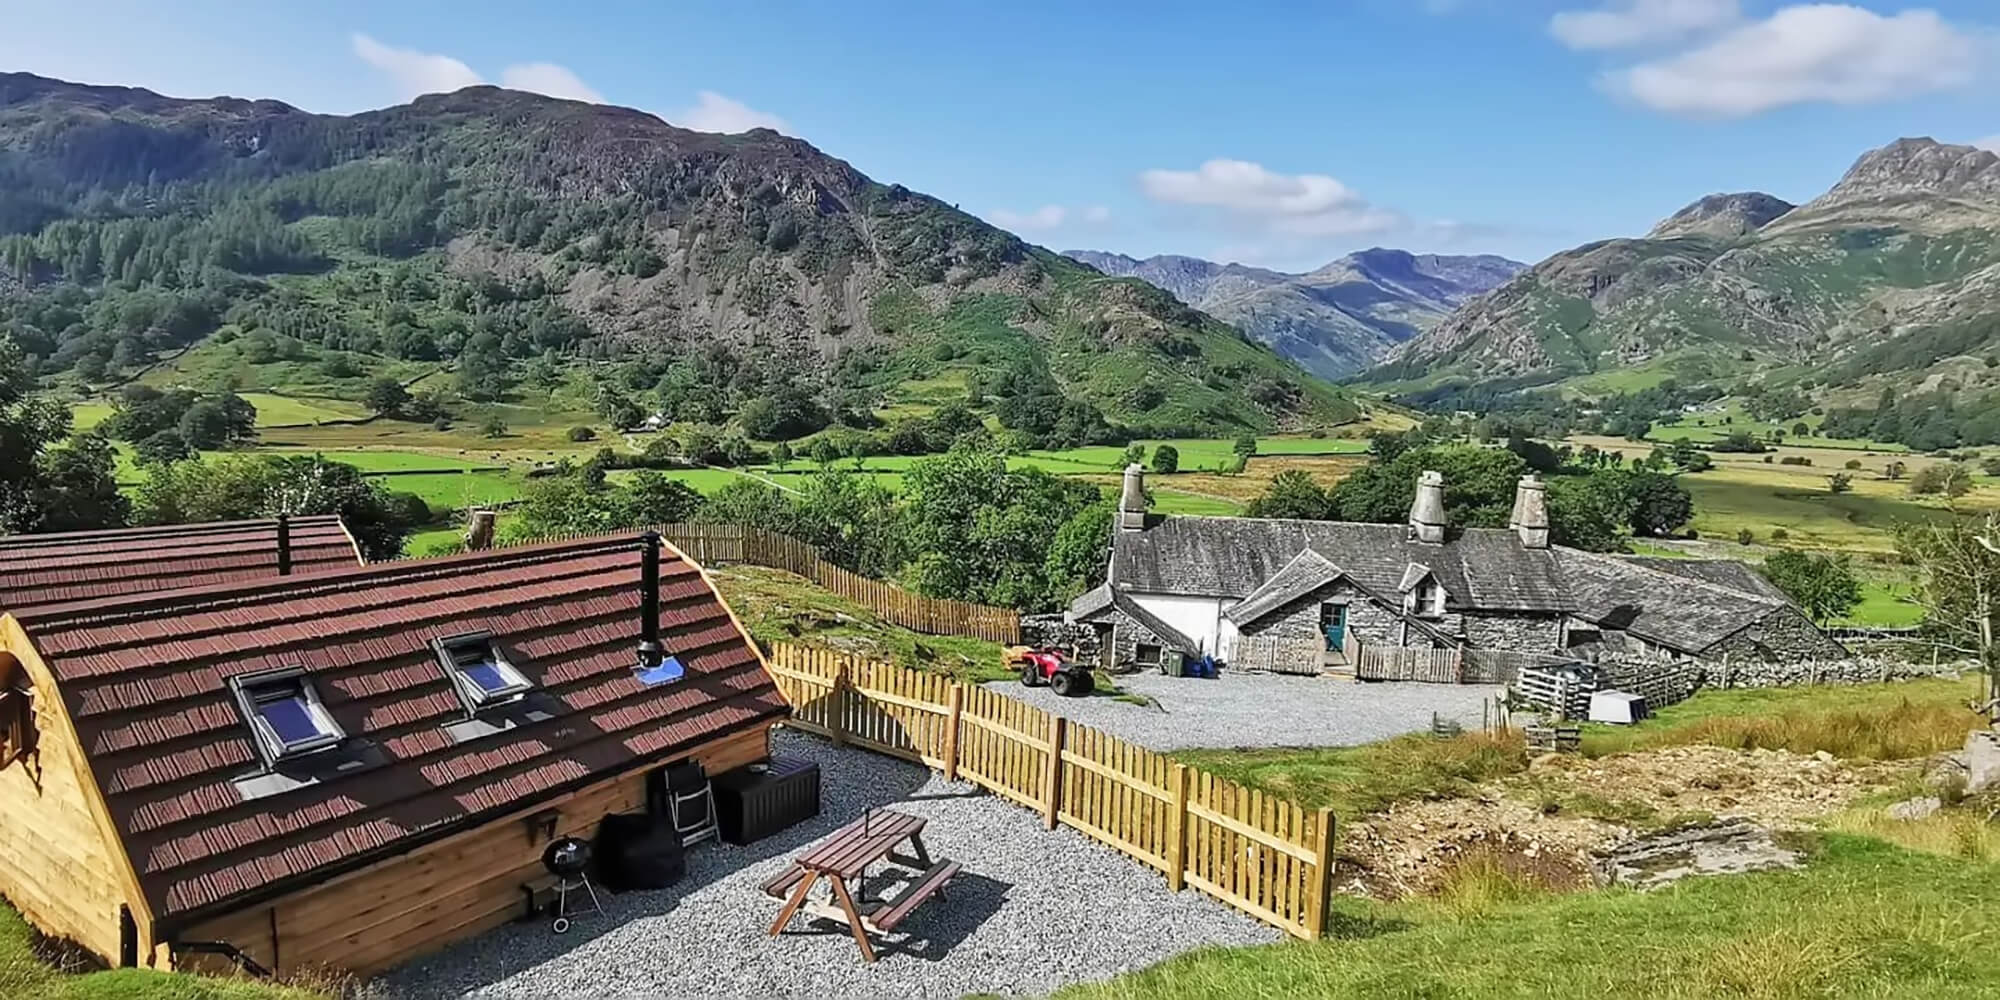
[3, 1, 1995, 269]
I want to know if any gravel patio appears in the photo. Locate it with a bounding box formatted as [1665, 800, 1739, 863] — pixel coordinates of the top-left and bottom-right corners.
[994, 670, 1501, 750]
[365, 729, 1276, 1000]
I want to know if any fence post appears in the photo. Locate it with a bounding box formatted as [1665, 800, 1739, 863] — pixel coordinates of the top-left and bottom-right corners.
[830, 658, 850, 747]
[1166, 763, 1189, 891]
[1303, 806, 1336, 940]
[943, 685, 964, 783]
[1042, 716, 1066, 830]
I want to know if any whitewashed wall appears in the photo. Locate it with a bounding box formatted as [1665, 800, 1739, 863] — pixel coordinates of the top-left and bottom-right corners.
[1128, 592, 1237, 656]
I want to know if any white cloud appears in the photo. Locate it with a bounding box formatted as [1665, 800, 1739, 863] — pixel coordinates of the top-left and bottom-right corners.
[1550, 0, 1740, 50]
[674, 91, 789, 133]
[499, 63, 606, 104]
[985, 204, 1112, 233]
[1607, 5, 1984, 118]
[351, 33, 483, 99]
[1137, 159, 1402, 237]
[1976, 135, 2000, 153]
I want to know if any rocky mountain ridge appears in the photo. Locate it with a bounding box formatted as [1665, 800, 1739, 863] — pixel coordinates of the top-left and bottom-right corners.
[1063, 247, 1523, 379]
[1377, 137, 2000, 390]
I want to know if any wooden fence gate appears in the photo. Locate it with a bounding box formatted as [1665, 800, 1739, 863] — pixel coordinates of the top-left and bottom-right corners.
[763, 643, 1337, 939]
[1352, 641, 1463, 683]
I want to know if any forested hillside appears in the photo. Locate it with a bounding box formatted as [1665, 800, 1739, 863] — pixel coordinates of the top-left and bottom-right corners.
[0, 72, 1356, 443]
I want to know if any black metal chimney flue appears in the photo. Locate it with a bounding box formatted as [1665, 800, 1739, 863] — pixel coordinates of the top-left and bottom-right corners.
[637, 531, 663, 669]
[276, 514, 292, 576]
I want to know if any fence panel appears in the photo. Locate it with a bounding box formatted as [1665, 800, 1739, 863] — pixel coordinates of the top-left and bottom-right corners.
[1353, 642, 1463, 683]
[654, 523, 1020, 643]
[762, 640, 1334, 940]
[1226, 635, 1327, 675]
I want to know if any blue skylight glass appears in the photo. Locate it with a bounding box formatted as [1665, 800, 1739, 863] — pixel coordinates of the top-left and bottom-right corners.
[259, 696, 324, 746]
[635, 655, 684, 687]
[462, 661, 512, 693]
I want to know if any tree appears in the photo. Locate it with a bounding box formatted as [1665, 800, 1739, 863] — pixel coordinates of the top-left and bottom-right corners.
[1885, 461, 1908, 481]
[902, 443, 1100, 610]
[770, 441, 793, 468]
[809, 436, 841, 467]
[133, 455, 418, 559]
[700, 478, 794, 532]
[789, 471, 905, 577]
[1546, 474, 1627, 552]
[1246, 470, 1331, 520]
[29, 433, 130, 532]
[566, 426, 597, 442]
[177, 400, 235, 450]
[1043, 501, 1115, 602]
[1232, 435, 1258, 459]
[1120, 442, 1146, 467]
[1898, 512, 2000, 718]
[1150, 444, 1180, 475]
[1826, 472, 1853, 494]
[135, 429, 194, 466]
[1331, 445, 1527, 527]
[1621, 470, 1693, 537]
[1909, 462, 1973, 497]
[364, 378, 411, 417]
[618, 471, 704, 526]
[1759, 549, 1861, 625]
[480, 415, 509, 438]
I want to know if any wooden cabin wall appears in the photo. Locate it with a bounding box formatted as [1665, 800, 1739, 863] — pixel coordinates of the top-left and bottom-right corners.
[175, 721, 771, 979]
[0, 620, 148, 963]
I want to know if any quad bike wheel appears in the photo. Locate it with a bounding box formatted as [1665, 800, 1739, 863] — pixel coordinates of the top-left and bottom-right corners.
[1050, 670, 1078, 696]
[1020, 662, 1042, 687]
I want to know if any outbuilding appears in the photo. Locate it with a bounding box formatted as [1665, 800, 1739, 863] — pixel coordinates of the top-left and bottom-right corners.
[0, 530, 786, 978]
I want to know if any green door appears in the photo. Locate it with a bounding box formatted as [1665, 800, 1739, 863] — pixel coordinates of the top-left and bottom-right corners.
[1320, 604, 1346, 651]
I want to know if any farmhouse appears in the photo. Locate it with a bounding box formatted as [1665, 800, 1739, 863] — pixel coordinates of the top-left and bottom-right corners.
[0, 516, 362, 612]
[1069, 465, 1841, 673]
[0, 530, 785, 978]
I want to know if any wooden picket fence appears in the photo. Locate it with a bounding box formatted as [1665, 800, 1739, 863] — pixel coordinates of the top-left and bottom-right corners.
[652, 523, 1020, 643]
[1224, 635, 1329, 676]
[1352, 640, 1463, 683]
[763, 643, 1337, 939]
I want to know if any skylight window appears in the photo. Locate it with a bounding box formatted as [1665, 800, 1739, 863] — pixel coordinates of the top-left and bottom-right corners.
[230, 667, 343, 767]
[433, 631, 533, 711]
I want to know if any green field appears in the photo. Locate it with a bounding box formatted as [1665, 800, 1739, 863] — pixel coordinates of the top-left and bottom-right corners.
[235, 393, 370, 427]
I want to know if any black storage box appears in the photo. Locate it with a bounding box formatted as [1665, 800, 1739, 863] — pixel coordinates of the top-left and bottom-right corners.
[593, 812, 685, 891]
[711, 757, 820, 845]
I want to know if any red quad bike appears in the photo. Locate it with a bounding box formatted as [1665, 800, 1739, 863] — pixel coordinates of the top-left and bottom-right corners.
[1010, 645, 1095, 697]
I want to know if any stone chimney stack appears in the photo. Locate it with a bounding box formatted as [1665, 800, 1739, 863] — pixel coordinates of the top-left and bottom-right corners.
[1407, 470, 1446, 544]
[1510, 474, 1550, 549]
[1118, 463, 1148, 531]
[466, 508, 498, 551]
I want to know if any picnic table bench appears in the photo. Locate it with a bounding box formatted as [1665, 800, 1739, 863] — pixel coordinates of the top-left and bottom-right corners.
[764, 808, 961, 962]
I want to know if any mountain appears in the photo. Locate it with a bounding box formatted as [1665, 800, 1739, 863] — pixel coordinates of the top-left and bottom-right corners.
[0, 72, 1355, 437]
[1376, 138, 2000, 392]
[1062, 248, 1523, 379]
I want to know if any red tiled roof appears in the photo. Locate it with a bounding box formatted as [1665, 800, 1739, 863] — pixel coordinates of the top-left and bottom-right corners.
[0, 516, 361, 612]
[11, 533, 786, 923]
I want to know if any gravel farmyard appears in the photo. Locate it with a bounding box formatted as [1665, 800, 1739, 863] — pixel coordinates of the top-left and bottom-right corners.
[365, 729, 1276, 1000]
[993, 670, 1502, 750]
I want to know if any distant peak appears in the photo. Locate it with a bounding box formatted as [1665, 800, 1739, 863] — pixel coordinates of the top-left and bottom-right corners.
[1815, 137, 2000, 206]
[1647, 192, 1795, 240]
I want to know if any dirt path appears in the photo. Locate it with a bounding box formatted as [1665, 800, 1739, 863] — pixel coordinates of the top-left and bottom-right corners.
[1334, 745, 1911, 899]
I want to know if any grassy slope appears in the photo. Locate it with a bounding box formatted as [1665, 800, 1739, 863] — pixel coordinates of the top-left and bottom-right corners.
[1051, 835, 2000, 1000]
[1174, 677, 1980, 821]
[708, 565, 1009, 681]
[0, 905, 323, 1000]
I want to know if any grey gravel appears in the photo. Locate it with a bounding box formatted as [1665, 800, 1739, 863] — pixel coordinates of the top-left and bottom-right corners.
[994, 671, 1501, 750]
[367, 729, 1276, 1000]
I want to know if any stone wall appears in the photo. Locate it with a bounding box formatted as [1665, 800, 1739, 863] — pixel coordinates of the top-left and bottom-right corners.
[1706, 608, 1848, 662]
[1089, 608, 1174, 670]
[1702, 655, 1967, 689]
[1240, 581, 1403, 645]
[1023, 614, 1098, 659]
[1462, 611, 1564, 656]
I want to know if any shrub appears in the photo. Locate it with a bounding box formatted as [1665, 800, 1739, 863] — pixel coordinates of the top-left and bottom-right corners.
[1737, 528, 1755, 545]
[1844, 459, 1862, 470]
[1150, 444, 1180, 474]
[1771, 527, 1789, 540]
[566, 426, 597, 442]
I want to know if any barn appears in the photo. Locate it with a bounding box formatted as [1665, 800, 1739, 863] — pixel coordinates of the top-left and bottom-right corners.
[0, 530, 786, 978]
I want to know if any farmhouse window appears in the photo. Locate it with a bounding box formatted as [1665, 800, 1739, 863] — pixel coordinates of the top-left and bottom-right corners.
[230, 667, 344, 766]
[433, 631, 533, 712]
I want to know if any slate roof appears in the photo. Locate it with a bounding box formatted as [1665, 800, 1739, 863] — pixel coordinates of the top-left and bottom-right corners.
[0, 516, 360, 612]
[1074, 590, 1201, 654]
[1109, 516, 1569, 613]
[1224, 550, 1349, 627]
[1106, 514, 1809, 656]
[1617, 556, 1789, 603]
[8, 532, 785, 924]
[1556, 550, 1782, 654]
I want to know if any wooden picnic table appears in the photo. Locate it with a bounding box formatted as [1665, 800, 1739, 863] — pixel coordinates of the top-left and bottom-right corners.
[764, 808, 961, 962]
